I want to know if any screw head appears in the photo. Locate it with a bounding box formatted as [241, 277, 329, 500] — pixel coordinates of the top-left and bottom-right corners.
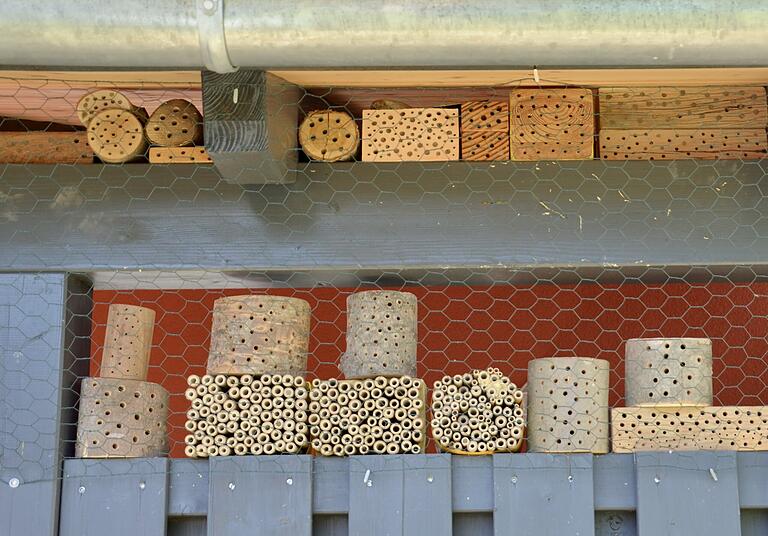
[228, 482, 236, 491]
[654, 476, 661, 484]
[510, 475, 518, 484]
[139, 481, 146, 490]
[286, 478, 293, 486]
[202, 0, 215, 10]
[567, 475, 574, 483]
[78, 485, 86, 494]
[426, 475, 434, 483]
[8, 478, 20, 489]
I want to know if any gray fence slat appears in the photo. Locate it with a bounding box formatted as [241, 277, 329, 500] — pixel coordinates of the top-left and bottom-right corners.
[169, 459, 209, 516]
[208, 455, 312, 536]
[452, 455, 494, 513]
[403, 454, 452, 534]
[493, 453, 595, 536]
[594, 454, 636, 510]
[313, 457, 350, 514]
[636, 451, 741, 536]
[737, 452, 768, 508]
[60, 458, 169, 536]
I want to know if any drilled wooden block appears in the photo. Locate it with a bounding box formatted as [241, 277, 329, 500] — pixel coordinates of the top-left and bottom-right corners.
[461, 101, 509, 131]
[599, 86, 768, 129]
[76, 89, 140, 127]
[0, 132, 93, 164]
[362, 108, 459, 162]
[146, 99, 203, 147]
[87, 108, 147, 163]
[299, 109, 359, 162]
[101, 304, 155, 381]
[207, 295, 310, 376]
[626, 338, 712, 407]
[510, 88, 594, 160]
[599, 129, 768, 160]
[149, 146, 212, 164]
[612, 406, 768, 452]
[527, 357, 610, 453]
[462, 131, 510, 161]
[342, 290, 417, 378]
[76, 377, 169, 458]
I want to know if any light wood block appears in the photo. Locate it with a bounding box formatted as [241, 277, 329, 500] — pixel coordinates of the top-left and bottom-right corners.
[510, 88, 595, 160]
[0, 131, 93, 164]
[149, 146, 212, 164]
[600, 128, 768, 160]
[460, 101, 509, 161]
[599, 87, 768, 129]
[145, 99, 203, 147]
[612, 406, 768, 452]
[362, 108, 459, 162]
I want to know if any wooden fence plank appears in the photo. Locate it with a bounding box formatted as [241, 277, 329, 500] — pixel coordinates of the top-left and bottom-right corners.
[600, 129, 768, 160]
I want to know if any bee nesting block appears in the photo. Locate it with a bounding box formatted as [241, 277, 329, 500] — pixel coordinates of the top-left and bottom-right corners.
[299, 110, 359, 162]
[100, 304, 155, 381]
[460, 101, 510, 161]
[207, 295, 310, 375]
[527, 357, 609, 454]
[430, 368, 525, 455]
[77, 89, 146, 127]
[625, 338, 712, 406]
[76, 377, 168, 458]
[145, 99, 203, 147]
[362, 108, 459, 162]
[342, 290, 417, 378]
[87, 108, 148, 163]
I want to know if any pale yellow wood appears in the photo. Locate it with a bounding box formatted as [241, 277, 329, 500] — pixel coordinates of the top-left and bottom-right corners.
[148, 146, 212, 164]
[361, 108, 459, 162]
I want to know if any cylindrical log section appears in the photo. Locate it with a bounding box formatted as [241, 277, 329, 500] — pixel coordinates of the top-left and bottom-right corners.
[75, 377, 168, 458]
[100, 304, 155, 381]
[207, 295, 310, 375]
[77, 89, 147, 127]
[527, 357, 609, 454]
[342, 290, 417, 378]
[145, 99, 203, 147]
[625, 338, 712, 406]
[87, 108, 148, 163]
[299, 110, 359, 162]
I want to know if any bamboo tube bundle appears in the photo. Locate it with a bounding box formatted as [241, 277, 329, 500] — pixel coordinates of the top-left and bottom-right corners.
[309, 376, 427, 456]
[183, 373, 310, 458]
[430, 368, 525, 454]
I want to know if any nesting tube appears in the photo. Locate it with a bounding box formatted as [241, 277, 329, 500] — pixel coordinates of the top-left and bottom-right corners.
[100, 304, 155, 381]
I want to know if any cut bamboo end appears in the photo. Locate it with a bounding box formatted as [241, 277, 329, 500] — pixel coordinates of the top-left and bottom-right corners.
[145, 99, 203, 147]
[101, 304, 155, 381]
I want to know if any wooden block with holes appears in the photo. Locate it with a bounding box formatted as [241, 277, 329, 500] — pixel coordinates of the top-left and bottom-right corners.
[509, 88, 595, 160]
[0, 132, 93, 164]
[600, 129, 768, 160]
[599, 87, 768, 129]
[149, 146, 212, 164]
[460, 101, 509, 161]
[612, 406, 768, 452]
[362, 108, 459, 162]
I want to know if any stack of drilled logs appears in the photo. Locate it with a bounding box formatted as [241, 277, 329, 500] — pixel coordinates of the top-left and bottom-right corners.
[145, 98, 210, 164]
[430, 368, 525, 454]
[76, 304, 169, 458]
[184, 295, 311, 457]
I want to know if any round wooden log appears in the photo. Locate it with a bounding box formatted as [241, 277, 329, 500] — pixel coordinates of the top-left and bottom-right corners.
[342, 290, 417, 378]
[527, 357, 609, 454]
[101, 304, 155, 381]
[76, 89, 147, 127]
[299, 109, 359, 162]
[145, 99, 203, 147]
[87, 108, 147, 163]
[75, 377, 168, 458]
[625, 337, 712, 406]
[207, 295, 310, 375]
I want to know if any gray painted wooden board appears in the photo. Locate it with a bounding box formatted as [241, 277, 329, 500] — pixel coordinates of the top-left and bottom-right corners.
[635, 451, 741, 536]
[348, 454, 452, 536]
[596, 511, 637, 536]
[452, 455, 494, 513]
[594, 454, 636, 510]
[169, 459, 209, 516]
[737, 452, 768, 508]
[493, 454, 595, 536]
[313, 457, 349, 514]
[208, 455, 312, 536]
[59, 458, 169, 536]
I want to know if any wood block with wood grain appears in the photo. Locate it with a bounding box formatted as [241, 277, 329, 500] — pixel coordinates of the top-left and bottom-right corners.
[149, 146, 212, 164]
[600, 129, 768, 160]
[460, 101, 509, 161]
[509, 89, 595, 160]
[0, 131, 93, 164]
[362, 108, 459, 162]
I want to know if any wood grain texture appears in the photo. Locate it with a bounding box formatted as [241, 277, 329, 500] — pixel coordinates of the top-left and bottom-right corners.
[462, 131, 509, 161]
[612, 406, 768, 452]
[145, 99, 203, 147]
[0, 131, 93, 164]
[599, 86, 768, 128]
[362, 108, 459, 162]
[461, 100, 509, 161]
[298, 109, 359, 162]
[148, 146, 212, 164]
[86, 108, 147, 163]
[600, 129, 768, 160]
[510, 88, 595, 160]
[461, 100, 509, 131]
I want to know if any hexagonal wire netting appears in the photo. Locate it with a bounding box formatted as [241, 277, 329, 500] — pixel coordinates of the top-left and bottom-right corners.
[1, 71, 768, 475]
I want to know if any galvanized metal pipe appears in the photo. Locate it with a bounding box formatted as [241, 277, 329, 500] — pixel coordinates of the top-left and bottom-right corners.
[2, 0, 768, 70]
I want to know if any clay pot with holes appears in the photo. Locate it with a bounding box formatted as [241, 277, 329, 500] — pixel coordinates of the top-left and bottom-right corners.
[341, 290, 418, 379]
[76, 89, 148, 127]
[100, 304, 155, 381]
[299, 110, 359, 162]
[207, 295, 311, 376]
[625, 338, 712, 406]
[75, 377, 169, 458]
[145, 99, 203, 147]
[87, 108, 148, 163]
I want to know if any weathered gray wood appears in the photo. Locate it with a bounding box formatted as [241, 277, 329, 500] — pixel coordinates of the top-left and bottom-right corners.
[493, 453, 595, 536]
[741, 510, 768, 536]
[203, 70, 300, 184]
[59, 458, 169, 536]
[452, 455, 494, 512]
[208, 455, 312, 536]
[454, 513, 493, 536]
[403, 454, 452, 534]
[0, 273, 90, 536]
[313, 514, 349, 536]
[168, 517, 206, 536]
[594, 453, 636, 510]
[636, 451, 741, 536]
[313, 457, 349, 514]
[169, 459, 209, 516]
[596, 511, 638, 536]
[737, 452, 768, 508]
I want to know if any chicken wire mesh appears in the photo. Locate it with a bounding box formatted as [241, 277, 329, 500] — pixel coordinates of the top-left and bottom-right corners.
[1, 71, 768, 488]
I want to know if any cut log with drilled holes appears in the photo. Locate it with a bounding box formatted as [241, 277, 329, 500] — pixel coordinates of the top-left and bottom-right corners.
[362, 108, 459, 162]
[510, 88, 595, 160]
[77, 89, 147, 127]
[0, 132, 93, 164]
[145, 99, 203, 147]
[87, 108, 147, 163]
[460, 101, 509, 161]
[461, 131, 510, 161]
[149, 146, 212, 164]
[431, 368, 525, 455]
[612, 406, 768, 452]
[599, 87, 768, 129]
[599, 129, 768, 160]
[100, 304, 156, 381]
[299, 110, 359, 162]
[76, 377, 168, 458]
[309, 376, 426, 456]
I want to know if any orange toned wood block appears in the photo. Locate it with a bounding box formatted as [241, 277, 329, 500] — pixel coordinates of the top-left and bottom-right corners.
[362, 108, 459, 162]
[600, 129, 768, 160]
[0, 131, 93, 164]
[461, 101, 509, 161]
[149, 146, 212, 164]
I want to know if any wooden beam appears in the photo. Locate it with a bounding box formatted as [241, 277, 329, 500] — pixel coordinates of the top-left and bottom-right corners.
[0, 131, 93, 164]
[0, 70, 201, 89]
[599, 129, 768, 160]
